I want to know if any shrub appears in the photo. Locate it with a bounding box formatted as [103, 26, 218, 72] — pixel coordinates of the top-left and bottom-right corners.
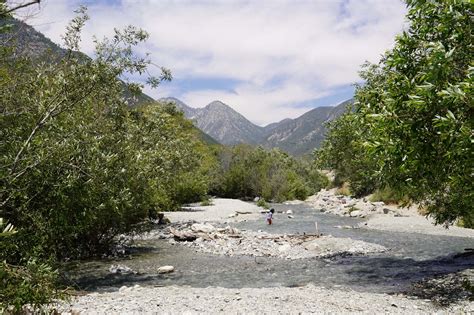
[256, 198, 269, 209]
[200, 199, 213, 206]
[335, 182, 351, 196]
[0, 260, 64, 313]
[369, 187, 408, 205]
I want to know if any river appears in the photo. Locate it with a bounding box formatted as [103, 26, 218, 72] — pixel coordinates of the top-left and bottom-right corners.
[64, 203, 474, 295]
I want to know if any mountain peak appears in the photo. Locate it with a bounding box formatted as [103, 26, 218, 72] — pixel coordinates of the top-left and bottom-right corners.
[206, 100, 229, 109]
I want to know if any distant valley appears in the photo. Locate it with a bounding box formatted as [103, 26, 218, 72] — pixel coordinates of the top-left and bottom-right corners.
[160, 97, 352, 156]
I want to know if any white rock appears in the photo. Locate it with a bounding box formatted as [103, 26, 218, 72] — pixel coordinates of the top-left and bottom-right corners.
[286, 209, 293, 214]
[278, 244, 292, 252]
[157, 265, 175, 274]
[109, 264, 133, 274]
[191, 223, 216, 233]
[350, 210, 361, 217]
[119, 286, 128, 292]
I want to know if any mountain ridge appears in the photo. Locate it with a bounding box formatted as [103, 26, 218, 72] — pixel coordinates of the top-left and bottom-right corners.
[159, 97, 352, 155]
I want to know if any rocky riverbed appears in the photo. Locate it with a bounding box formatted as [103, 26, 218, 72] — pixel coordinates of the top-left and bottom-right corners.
[55, 197, 474, 314]
[153, 222, 387, 260]
[54, 283, 473, 314]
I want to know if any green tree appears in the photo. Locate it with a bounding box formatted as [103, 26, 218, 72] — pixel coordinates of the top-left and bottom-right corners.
[214, 145, 327, 202]
[1, 4, 212, 311]
[355, 0, 473, 226]
[315, 108, 379, 197]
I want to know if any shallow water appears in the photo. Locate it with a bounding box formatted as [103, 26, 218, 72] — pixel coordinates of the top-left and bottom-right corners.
[65, 203, 474, 294]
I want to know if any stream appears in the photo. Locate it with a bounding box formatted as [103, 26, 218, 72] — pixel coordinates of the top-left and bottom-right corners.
[64, 203, 474, 295]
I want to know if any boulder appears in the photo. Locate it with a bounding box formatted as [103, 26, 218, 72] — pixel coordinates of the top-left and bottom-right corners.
[157, 265, 175, 274]
[286, 209, 293, 214]
[288, 215, 294, 219]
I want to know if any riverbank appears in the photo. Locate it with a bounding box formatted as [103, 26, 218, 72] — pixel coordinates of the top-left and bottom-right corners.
[305, 189, 474, 238]
[55, 283, 473, 314]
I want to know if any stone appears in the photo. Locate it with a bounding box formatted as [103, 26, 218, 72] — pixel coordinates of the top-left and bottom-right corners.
[350, 210, 361, 217]
[288, 215, 294, 219]
[157, 265, 175, 274]
[278, 244, 292, 252]
[191, 223, 216, 233]
[109, 264, 133, 274]
[254, 197, 260, 202]
[383, 208, 391, 214]
[119, 286, 128, 292]
[286, 209, 293, 214]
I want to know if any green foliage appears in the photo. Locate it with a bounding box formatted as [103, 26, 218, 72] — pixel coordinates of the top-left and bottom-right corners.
[317, 0, 473, 227]
[211, 145, 328, 202]
[0, 6, 209, 310]
[200, 199, 213, 206]
[356, 0, 473, 227]
[335, 182, 351, 197]
[369, 187, 408, 205]
[256, 198, 269, 209]
[315, 109, 379, 197]
[0, 260, 63, 313]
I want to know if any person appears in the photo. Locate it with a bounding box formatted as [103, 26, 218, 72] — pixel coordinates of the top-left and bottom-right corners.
[266, 208, 275, 225]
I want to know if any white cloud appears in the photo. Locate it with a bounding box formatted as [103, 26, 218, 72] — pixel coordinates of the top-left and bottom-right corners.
[15, 0, 407, 125]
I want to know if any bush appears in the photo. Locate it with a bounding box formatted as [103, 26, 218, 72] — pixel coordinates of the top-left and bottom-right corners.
[256, 198, 269, 209]
[369, 187, 408, 205]
[200, 198, 213, 206]
[335, 182, 351, 196]
[0, 260, 64, 313]
[212, 145, 327, 202]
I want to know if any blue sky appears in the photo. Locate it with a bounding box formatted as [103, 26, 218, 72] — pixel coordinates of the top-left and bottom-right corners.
[19, 0, 407, 126]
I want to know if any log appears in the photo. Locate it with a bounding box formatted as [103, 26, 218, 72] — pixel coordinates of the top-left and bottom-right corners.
[235, 211, 253, 215]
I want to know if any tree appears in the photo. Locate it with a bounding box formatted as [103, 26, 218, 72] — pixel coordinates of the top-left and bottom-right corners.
[315, 107, 379, 197]
[355, 0, 473, 226]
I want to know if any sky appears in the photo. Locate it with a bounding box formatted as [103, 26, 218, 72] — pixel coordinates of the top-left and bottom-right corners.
[17, 0, 407, 126]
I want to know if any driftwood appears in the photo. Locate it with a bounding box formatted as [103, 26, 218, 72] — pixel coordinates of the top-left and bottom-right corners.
[235, 211, 253, 215]
[169, 227, 197, 242]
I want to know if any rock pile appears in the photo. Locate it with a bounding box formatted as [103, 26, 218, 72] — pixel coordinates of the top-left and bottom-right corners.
[164, 223, 386, 260]
[306, 189, 402, 219]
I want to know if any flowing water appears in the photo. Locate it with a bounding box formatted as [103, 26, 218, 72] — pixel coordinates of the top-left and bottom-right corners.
[65, 203, 474, 294]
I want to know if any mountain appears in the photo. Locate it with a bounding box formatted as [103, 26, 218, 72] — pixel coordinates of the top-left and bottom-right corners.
[261, 99, 352, 156]
[160, 97, 352, 155]
[2, 18, 220, 146]
[160, 99, 265, 145]
[160, 97, 198, 118]
[0, 17, 154, 106]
